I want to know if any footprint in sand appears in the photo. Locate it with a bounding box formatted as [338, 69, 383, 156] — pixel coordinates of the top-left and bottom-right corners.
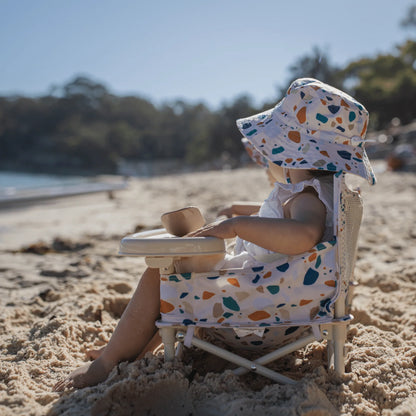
[91, 378, 192, 416]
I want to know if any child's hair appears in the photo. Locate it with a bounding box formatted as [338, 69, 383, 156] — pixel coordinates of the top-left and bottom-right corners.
[308, 170, 336, 178]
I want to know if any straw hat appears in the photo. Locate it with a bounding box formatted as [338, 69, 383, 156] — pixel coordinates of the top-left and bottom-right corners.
[236, 78, 376, 184]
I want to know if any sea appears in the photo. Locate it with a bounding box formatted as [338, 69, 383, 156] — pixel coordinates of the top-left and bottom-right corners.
[0, 171, 87, 192]
[0, 171, 127, 205]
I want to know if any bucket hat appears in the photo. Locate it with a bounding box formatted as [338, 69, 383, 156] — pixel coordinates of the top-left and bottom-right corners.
[241, 138, 268, 168]
[236, 78, 376, 185]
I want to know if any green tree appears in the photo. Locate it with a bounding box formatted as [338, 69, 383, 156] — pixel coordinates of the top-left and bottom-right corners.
[208, 95, 256, 165]
[401, 4, 416, 29]
[341, 41, 416, 128]
[286, 46, 342, 88]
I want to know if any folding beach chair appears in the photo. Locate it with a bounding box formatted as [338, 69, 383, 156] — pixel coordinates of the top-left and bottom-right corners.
[119, 173, 363, 384]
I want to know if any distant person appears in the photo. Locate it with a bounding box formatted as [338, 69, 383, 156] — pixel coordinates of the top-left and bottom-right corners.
[387, 144, 416, 171]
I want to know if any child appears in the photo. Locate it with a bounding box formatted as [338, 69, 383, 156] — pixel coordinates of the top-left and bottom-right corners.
[216, 138, 274, 219]
[54, 78, 375, 391]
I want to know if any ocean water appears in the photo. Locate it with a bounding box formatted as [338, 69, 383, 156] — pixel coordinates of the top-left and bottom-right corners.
[0, 171, 127, 205]
[0, 171, 86, 194]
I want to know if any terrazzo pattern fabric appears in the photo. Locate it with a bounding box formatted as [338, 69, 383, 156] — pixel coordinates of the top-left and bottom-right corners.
[160, 239, 337, 328]
[200, 325, 308, 351]
[236, 78, 376, 185]
[241, 137, 268, 168]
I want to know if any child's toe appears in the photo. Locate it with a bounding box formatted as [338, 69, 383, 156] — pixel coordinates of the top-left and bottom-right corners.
[53, 378, 73, 392]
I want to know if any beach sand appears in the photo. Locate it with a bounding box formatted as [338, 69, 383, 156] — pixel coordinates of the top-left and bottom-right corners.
[0, 167, 415, 415]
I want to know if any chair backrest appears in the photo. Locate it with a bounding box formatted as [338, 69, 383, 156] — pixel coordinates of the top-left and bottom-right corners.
[334, 173, 363, 302]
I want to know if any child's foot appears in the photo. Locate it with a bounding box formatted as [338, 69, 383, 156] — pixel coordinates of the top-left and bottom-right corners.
[53, 356, 116, 392]
[86, 347, 105, 360]
[161, 206, 205, 236]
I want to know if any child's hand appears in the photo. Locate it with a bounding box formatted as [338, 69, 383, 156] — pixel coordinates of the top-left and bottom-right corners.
[187, 218, 237, 240]
[217, 206, 233, 218]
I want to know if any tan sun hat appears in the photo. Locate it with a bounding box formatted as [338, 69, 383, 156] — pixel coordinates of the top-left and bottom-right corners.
[236, 78, 376, 185]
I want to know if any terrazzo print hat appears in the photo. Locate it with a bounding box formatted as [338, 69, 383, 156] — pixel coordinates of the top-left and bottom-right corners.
[241, 138, 268, 168]
[236, 78, 376, 184]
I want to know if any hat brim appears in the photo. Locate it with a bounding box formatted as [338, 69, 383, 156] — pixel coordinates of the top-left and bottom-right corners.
[241, 138, 268, 168]
[237, 108, 376, 185]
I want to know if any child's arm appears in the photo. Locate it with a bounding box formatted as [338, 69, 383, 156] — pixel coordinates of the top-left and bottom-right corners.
[190, 192, 326, 256]
[218, 202, 261, 218]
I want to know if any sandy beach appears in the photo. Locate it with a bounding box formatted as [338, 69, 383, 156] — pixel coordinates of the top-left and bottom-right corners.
[0, 166, 415, 416]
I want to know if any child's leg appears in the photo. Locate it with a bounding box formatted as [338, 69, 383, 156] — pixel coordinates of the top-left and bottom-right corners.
[85, 332, 162, 361]
[173, 253, 225, 273]
[162, 206, 224, 273]
[54, 267, 161, 391]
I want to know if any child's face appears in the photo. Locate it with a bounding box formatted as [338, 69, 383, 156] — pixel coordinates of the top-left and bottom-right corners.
[267, 163, 285, 184]
[267, 164, 312, 185]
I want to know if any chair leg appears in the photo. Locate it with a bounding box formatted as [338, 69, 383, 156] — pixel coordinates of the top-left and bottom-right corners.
[159, 327, 176, 362]
[334, 296, 347, 376]
[327, 339, 334, 370]
[333, 324, 346, 376]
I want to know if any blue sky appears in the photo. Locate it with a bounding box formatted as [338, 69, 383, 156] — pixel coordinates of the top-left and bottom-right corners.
[0, 0, 414, 108]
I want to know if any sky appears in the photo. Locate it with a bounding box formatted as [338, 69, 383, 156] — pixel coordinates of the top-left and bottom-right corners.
[0, 0, 414, 109]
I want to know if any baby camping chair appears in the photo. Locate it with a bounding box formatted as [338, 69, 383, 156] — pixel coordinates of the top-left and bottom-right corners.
[119, 172, 363, 384]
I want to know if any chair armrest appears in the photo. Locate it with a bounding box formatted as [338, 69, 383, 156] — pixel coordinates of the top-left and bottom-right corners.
[119, 231, 225, 257]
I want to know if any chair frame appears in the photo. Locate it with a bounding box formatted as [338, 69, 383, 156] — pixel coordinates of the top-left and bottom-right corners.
[120, 173, 363, 383]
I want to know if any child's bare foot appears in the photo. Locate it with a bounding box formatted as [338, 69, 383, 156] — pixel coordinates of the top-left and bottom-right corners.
[53, 356, 116, 392]
[161, 206, 205, 236]
[86, 347, 105, 360]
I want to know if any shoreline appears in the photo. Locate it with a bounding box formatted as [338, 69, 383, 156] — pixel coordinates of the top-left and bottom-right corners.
[0, 180, 128, 208]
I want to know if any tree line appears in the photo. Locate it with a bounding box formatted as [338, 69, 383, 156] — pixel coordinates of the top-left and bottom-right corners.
[1, 9, 415, 175]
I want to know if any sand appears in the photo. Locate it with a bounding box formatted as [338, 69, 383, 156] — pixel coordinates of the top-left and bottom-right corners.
[0, 167, 415, 415]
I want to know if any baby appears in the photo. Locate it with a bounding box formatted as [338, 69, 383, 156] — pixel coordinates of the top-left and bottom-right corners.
[54, 77, 375, 391]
